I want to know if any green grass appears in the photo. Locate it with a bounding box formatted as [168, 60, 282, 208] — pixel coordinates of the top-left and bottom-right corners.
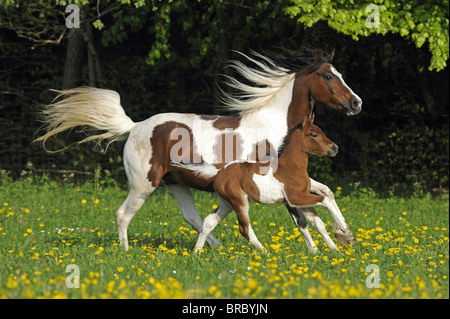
[0, 174, 448, 299]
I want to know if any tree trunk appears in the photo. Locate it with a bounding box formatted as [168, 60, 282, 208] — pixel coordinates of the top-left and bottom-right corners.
[62, 27, 85, 89]
[62, 6, 105, 89]
[81, 21, 105, 88]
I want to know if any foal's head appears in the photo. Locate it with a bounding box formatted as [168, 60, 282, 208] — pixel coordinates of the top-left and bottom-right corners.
[294, 115, 338, 157]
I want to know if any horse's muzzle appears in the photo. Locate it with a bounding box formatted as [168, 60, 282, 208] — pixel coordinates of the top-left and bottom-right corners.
[347, 96, 362, 115]
[327, 144, 338, 157]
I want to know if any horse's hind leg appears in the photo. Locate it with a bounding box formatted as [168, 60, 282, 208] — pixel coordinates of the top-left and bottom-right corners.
[165, 184, 222, 247]
[116, 188, 152, 251]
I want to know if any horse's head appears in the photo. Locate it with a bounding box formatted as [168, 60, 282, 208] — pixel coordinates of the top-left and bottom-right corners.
[308, 61, 362, 116]
[300, 114, 338, 157]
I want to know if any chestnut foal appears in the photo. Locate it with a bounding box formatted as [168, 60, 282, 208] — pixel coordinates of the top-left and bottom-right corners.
[194, 115, 350, 253]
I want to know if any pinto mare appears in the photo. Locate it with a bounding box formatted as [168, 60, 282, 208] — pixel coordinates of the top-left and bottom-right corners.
[191, 115, 347, 253]
[35, 48, 362, 251]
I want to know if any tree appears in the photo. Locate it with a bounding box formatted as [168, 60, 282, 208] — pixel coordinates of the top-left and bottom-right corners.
[285, 0, 449, 71]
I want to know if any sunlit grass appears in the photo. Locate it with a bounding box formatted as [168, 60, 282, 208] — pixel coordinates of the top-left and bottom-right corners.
[0, 175, 448, 299]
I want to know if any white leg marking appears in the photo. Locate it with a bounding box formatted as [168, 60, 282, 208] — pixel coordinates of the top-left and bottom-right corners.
[297, 226, 318, 253]
[194, 196, 233, 252]
[310, 178, 348, 230]
[301, 207, 338, 251]
[248, 225, 264, 250]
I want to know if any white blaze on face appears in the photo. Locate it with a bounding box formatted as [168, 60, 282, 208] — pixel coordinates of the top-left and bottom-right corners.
[252, 167, 285, 204]
[330, 66, 362, 104]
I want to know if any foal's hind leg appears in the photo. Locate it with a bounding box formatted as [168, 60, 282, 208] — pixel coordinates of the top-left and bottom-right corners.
[194, 196, 233, 253]
[166, 184, 222, 247]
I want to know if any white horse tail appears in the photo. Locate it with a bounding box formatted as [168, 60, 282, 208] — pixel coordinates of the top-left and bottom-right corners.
[35, 87, 136, 152]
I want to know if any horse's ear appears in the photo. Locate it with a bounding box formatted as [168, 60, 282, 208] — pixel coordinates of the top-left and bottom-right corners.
[309, 113, 315, 123]
[328, 50, 335, 61]
[302, 115, 309, 128]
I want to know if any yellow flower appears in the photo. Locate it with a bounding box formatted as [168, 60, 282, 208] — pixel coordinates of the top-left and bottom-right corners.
[247, 279, 259, 290]
[81, 199, 87, 204]
[208, 285, 218, 294]
[6, 277, 18, 289]
[22, 289, 35, 298]
[27, 229, 33, 233]
[117, 267, 124, 272]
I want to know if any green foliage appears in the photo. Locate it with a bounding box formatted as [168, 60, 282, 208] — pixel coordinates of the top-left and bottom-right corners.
[368, 121, 449, 193]
[286, 0, 449, 71]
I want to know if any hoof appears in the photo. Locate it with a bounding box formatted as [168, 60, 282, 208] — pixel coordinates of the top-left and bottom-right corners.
[335, 228, 355, 246]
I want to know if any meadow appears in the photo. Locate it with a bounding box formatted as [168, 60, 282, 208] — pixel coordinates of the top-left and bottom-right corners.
[0, 172, 448, 299]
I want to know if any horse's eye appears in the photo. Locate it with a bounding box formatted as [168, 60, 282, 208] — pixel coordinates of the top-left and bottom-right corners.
[324, 75, 332, 81]
[311, 133, 318, 138]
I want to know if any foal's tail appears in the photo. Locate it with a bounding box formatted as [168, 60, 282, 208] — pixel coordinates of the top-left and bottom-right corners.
[35, 87, 136, 152]
[170, 161, 219, 179]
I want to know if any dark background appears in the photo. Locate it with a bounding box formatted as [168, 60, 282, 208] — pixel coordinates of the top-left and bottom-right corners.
[0, 1, 448, 194]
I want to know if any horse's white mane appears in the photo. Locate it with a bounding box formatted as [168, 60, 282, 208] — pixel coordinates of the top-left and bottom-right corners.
[218, 50, 295, 114]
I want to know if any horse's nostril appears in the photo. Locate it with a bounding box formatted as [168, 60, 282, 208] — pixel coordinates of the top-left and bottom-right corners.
[351, 97, 362, 110]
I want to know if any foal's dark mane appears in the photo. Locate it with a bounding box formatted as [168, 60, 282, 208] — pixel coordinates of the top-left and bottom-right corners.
[264, 47, 334, 76]
[277, 121, 304, 157]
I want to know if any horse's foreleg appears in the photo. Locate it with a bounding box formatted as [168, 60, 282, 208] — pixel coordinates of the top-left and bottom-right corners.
[285, 205, 318, 253]
[166, 184, 222, 247]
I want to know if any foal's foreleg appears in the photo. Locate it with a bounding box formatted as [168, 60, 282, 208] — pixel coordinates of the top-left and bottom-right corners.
[309, 178, 354, 245]
[285, 205, 318, 253]
[299, 206, 338, 251]
[285, 192, 339, 250]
